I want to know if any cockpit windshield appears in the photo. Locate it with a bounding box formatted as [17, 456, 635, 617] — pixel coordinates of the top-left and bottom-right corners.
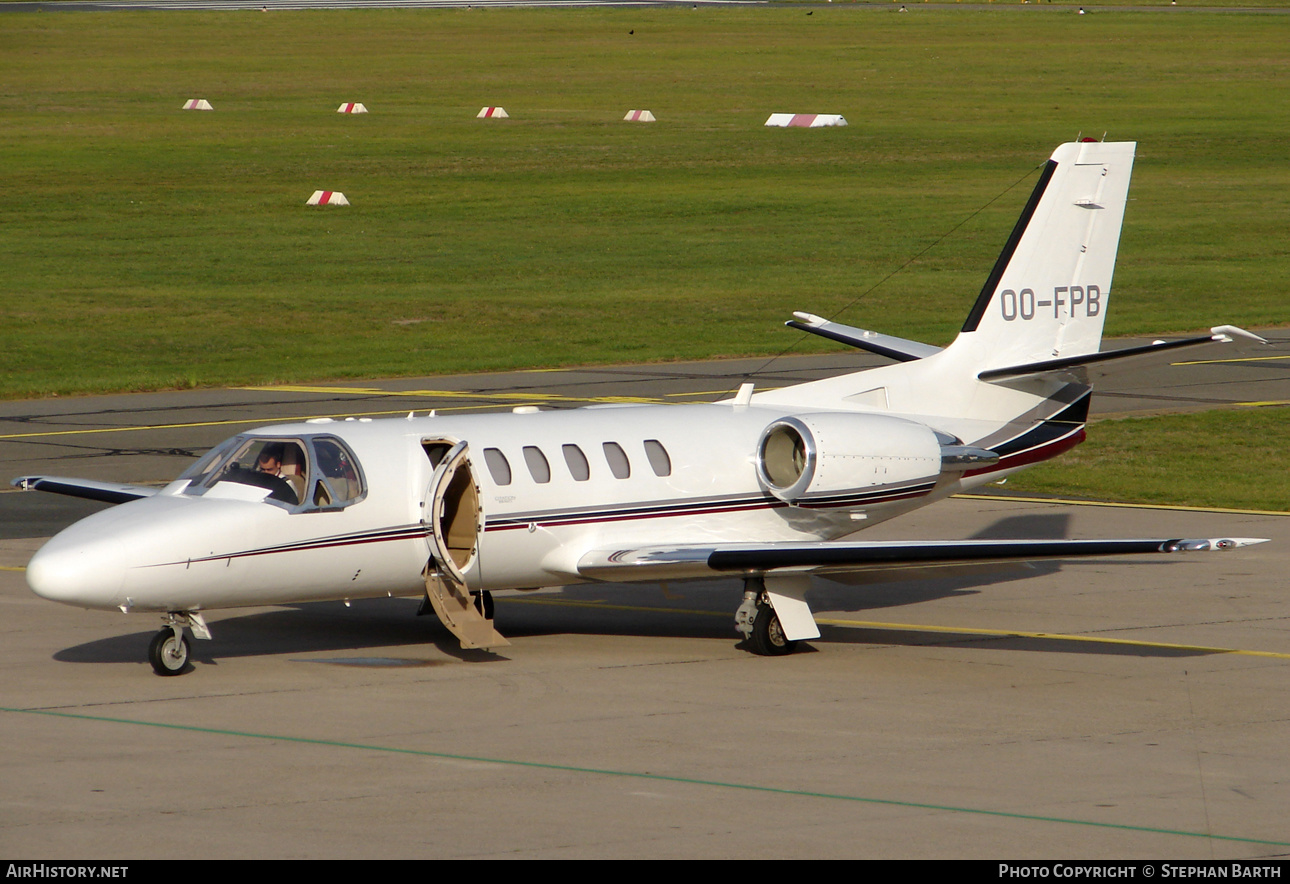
[178, 434, 365, 509]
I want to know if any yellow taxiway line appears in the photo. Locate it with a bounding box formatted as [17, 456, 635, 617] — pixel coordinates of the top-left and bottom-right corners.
[239, 385, 667, 405]
[1173, 354, 1290, 366]
[0, 387, 676, 441]
[954, 492, 1289, 517]
[0, 403, 522, 441]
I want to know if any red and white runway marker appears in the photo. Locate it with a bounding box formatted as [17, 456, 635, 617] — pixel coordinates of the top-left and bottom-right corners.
[307, 191, 350, 206]
[764, 113, 847, 128]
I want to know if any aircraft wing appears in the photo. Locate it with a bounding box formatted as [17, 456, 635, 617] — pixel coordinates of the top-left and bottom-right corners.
[11, 475, 161, 505]
[576, 537, 1267, 582]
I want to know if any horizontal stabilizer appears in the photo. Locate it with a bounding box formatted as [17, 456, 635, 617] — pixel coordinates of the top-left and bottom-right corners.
[578, 537, 1267, 582]
[11, 475, 159, 505]
[978, 326, 1268, 384]
[787, 312, 943, 363]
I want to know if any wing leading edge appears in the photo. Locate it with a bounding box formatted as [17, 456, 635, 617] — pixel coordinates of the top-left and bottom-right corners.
[577, 537, 1268, 583]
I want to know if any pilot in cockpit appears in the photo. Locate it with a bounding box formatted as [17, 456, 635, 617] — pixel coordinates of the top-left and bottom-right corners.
[256, 444, 285, 478]
[255, 442, 307, 504]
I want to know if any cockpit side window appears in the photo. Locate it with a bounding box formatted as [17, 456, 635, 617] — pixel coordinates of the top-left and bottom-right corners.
[205, 438, 308, 505]
[179, 435, 365, 510]
[309, 437, 365, 508]
[177, 436, 242, 487]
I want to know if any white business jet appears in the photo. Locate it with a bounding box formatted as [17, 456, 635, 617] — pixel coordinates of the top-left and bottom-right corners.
[14, 141, 1268, 675]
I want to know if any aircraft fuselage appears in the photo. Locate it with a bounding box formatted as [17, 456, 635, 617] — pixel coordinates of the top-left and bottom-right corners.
[26, 401, 963, 614]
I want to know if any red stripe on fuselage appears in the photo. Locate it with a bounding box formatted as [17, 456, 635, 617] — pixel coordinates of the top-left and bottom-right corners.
[483, 485, 934, 532]
[962, 428, 1085, 479]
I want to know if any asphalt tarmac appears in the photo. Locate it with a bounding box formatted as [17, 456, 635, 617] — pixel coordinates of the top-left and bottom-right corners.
[2, 341, 1288, 859]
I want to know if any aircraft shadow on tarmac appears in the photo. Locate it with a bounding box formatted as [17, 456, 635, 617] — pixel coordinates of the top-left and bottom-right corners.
[49, 513, 1215, 668]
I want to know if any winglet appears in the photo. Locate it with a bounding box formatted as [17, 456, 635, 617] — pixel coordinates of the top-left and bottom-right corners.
[1161, 538, 1269, 552]
[1210, 325, 1268, 345]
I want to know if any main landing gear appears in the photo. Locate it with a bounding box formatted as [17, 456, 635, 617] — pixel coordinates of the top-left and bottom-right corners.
[735, 577, 800, 657]
[750, 599, 796, 656]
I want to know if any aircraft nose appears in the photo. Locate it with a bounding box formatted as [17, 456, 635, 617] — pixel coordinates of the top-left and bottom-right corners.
[26, 533, 127, 610]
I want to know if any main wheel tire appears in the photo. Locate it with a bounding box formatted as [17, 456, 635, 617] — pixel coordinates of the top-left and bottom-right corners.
[748, 602, 797, 657]
[148, 629, 191, 676]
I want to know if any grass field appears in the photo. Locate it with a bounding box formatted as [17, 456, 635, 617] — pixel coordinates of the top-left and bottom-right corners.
[999, 407, 1290, 512]
[1, 5, 1287, 507]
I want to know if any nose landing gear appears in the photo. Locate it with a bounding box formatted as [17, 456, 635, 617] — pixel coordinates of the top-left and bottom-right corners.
[148, 626, 190, 676]
[146, 612, 210, 676]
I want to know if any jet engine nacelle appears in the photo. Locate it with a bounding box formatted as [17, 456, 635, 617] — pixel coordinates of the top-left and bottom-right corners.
[755, 412, 941, 505]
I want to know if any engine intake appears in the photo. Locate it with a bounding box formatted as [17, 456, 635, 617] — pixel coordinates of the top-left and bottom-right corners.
[755, 413, 942, 505]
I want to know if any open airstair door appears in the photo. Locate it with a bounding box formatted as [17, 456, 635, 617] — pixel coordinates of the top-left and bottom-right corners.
[421, 440, 509, 650]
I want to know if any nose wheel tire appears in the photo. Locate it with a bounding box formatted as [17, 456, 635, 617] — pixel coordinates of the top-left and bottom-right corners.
[749, 601, 798, 657]
[148, 628, 191, 676]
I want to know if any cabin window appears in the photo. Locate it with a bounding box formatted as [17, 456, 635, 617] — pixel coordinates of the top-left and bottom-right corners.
[643, 440, 671, 477]
[562, 444, 590, 481]
[523, 446, 551, 484]
[483, 448, 512, 486]
[602, 442, 631, 479]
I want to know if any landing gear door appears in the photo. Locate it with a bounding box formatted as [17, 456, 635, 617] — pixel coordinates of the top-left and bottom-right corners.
[422, 440, 482, 586]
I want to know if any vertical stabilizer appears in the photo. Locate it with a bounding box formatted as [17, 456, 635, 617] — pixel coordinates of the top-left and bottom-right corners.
[950, 141, 1136, 372]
